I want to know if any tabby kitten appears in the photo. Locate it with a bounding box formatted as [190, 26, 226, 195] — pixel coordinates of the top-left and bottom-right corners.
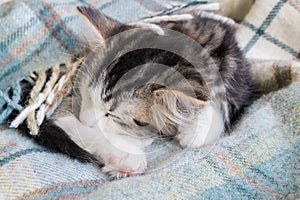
[27, 7, 253, 178]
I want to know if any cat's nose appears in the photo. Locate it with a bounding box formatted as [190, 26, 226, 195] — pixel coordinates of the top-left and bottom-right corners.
[80, 117, 98, 128]
[79, 111, 98, 128]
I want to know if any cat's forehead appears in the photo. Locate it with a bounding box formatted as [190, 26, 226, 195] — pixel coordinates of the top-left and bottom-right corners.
[83, 49, 210, 108]
[102, 91, 136, 111]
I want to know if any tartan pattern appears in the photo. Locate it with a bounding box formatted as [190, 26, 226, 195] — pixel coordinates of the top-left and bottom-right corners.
[0, 0, 300, 199]
[0, 0, 178, 91]
[0, 0, 209, 124]
[237, 0, 300, 59]
[242, 21, 300, 58]
[1, 83, 298, 199]
[242, 0, 286, 53]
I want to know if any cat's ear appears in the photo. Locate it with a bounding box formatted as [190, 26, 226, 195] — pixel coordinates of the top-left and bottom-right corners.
[139, 83, 208, 109]
[148, 88, 208, 135]
[153, 88, 208, 108]
[77, 6, 129, 42]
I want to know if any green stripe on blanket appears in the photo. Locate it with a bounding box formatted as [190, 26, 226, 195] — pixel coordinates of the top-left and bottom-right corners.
[0, 0, 210, 124]
[0, 0, 299, 199]
[78, 83, 299, 199]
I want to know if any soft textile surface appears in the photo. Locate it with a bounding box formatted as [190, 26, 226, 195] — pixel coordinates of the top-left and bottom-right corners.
[0, 0, 205, 90]
[0, 0, 211, 123]
[0, 0, 299, 199]
[82, 83, 300, 199]
[237, 0, 300, 60]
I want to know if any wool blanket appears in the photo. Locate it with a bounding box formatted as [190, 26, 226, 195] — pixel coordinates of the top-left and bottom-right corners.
[0, 0, 299, 199]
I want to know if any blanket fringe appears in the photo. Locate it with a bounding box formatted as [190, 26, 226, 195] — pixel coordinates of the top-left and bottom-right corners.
[8, 58, 83, 135]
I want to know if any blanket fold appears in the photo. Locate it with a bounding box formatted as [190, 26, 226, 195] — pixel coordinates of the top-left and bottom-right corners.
[0, 0, 299, 199]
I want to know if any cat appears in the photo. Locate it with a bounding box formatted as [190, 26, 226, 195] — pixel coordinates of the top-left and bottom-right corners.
[19, 6, 253, 179]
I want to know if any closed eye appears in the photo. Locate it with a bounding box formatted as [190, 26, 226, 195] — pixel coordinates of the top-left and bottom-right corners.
[133, 119, 149, 127]
[105, 112, 121, 119]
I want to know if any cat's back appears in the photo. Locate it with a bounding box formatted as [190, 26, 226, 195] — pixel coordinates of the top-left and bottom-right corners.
[147, 12, 253, 125]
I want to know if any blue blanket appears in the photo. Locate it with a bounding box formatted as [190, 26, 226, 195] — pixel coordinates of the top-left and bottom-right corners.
[0, 0, 299, 199]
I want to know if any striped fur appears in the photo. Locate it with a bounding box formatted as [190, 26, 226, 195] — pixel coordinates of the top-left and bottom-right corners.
[36, 7, 253, 178]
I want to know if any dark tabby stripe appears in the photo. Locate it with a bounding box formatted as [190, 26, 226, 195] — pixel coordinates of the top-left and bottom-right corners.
[17, 120, 102, 165]
[102, 49, 207, 101]
[84, 14, 253, 126]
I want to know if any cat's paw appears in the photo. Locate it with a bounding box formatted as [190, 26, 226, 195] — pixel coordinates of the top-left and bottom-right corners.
[101, 153, 147, 179]
[176, 132, 206, 148]
[176, 105, 224, 148]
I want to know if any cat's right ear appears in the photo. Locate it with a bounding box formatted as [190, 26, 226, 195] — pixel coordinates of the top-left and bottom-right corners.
[77, 6, 129, 45]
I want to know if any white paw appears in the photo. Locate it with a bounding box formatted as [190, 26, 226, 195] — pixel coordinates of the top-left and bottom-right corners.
[101, 153, 147, 179]
[176, 132, 206, 148]
[176, 104, 224, 148]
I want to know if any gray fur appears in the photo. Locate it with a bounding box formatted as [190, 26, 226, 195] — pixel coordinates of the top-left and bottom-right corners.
[34, 7, 254, 178]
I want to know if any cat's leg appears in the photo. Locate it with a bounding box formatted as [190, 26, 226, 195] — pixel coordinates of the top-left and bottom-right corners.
[54, 114, 152, 179]
[176, 104, 224, 148]
[248, 59, 300, 93]
[26, 120, 99, 164]
[96, 133, 151, 179]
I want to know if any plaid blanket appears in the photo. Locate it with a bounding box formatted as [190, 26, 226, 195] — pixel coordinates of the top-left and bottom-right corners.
[0, 0, 299, 199]
[0, 0, 197, 90]
[0, 0, 212, 123]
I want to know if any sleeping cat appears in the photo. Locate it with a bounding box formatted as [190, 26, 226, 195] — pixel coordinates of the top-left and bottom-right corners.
[21, 7, 253, 179]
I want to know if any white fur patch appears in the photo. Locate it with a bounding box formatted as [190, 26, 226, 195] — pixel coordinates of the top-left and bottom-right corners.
[176, 104, 224, 148]
[193, 2, 220, 11]
[131, 14, 194, 36]
[198, 11, 236, 26]
[54, 114, 151, 178]
[130, 22, 165, 35]
[140, 14, 193, 23]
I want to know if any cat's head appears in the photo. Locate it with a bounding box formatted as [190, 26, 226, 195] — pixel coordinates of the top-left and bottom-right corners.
[75, 7, 210, 143]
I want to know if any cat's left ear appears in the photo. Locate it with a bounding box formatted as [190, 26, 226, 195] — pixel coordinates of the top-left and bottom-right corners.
[77, 6, 129, 42]
[152, 88, 209, 114]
